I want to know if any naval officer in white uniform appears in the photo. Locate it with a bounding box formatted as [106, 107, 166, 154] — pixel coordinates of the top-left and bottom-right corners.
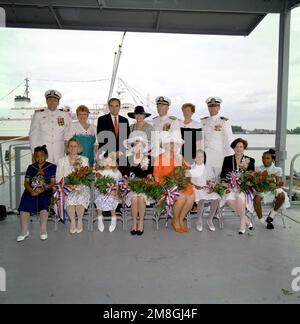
[150, 96, 180, 157]
[29, 90, 74, 164]
[200, 96, 233, 178]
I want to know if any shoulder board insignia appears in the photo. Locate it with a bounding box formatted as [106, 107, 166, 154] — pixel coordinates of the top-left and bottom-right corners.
[152, 116, 159, 119]
[59, 108, 70, 112]
[220, 116, 229, 121]
[35, 109, 44, 113]
[201, 117, 208, 120]
[169, 116, 177, 120]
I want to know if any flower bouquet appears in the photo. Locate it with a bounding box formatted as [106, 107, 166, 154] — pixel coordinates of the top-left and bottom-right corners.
[64, 166, 94, 188]
[95, 174, 117, 195]
[156, 166, 191, 218]
[205, 180, 230, 196]
[240, 170, 284, 193]
[31, 175, 46, 190]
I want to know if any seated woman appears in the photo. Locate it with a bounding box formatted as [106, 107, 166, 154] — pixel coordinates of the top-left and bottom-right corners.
[220, 138, 255, 234]
[253, 149, 290, 230]
[190, 149, 221, 232]
[73, 105, 98, 166]
[56, 138, 90, 234]
[123, 131, 153, 236]
[153, 131, 195, 233]
[17, 145, 56, 242]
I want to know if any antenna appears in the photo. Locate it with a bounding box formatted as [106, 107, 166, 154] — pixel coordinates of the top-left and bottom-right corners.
[24, 78, 29, 99]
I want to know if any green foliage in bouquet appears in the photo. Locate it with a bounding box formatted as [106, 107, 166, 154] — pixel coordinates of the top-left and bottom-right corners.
[240, 170, 284, 193]
[65, 166, 94, 187]
[163, 166, 190, 191]
[95, 175, 116, 194]
[211, 182, 230, 196]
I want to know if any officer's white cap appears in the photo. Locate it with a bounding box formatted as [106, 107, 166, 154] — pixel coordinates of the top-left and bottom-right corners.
[156, 96, 171, 106]
[205, 96, 222, 105]
[45, 89, 62, 101]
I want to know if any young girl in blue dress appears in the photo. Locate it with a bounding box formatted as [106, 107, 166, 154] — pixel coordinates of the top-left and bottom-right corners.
[253, 149, 290, 229]
[17, 145, 56, 242]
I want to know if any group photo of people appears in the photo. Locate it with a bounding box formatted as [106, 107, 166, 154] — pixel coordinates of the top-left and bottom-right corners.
[16, 89, 290, 242]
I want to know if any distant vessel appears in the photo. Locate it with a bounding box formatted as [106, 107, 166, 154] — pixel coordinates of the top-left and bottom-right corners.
[0, 33, 154, 137]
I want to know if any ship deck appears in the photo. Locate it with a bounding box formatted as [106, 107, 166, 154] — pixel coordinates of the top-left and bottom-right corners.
[0, 205, 299, 304]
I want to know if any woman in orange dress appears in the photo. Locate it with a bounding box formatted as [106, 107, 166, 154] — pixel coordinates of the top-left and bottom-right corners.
[153, 131, 195, 232]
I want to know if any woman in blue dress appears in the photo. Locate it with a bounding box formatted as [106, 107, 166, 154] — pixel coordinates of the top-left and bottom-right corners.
[73, 105, 98, 166]
[17, 145, 56, 242]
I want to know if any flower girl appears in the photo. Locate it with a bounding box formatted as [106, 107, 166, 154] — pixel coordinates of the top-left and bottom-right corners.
[95, 152, 122, 232]
[253, 149, 290, 229]
[190, 149, 221, 232]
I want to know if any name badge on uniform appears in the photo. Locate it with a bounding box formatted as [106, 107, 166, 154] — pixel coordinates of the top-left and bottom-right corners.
[57, 117, 65, 126]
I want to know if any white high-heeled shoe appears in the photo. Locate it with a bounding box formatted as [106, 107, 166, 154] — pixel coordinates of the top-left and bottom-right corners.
[40, 233, 48, 240]
[196, 221, 203, 232]
[17, 231, 29, 242]
[207, 220, 216, 232]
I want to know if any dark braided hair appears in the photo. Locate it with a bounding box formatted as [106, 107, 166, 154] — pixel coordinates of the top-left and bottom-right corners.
[263, 148, 276, 161]
[34, 145, 48, 156]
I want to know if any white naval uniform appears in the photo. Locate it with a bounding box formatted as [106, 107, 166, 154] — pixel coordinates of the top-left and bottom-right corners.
[200, 114, 233, 177]
[29, 108, 74, 164]
[150, 114, 180, 157]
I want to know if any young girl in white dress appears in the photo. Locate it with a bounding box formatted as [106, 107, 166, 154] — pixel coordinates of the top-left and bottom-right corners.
[253, 149, 290, 229]
[95, 152, 122, 232]
[190, 150, 221, 232]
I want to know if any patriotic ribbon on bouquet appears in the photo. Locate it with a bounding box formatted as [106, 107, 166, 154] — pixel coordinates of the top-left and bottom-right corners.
[106, 182, 117, 195]
[160, 185, 180, 225]
[53, 180, 72, 223]
[226, 170, 242, 191]
[118, 172, 135, 195]
[243, 189, 254, 211]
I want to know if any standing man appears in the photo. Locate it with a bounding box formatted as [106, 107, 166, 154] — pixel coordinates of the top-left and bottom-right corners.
[151, 96, 180, 157]
[29, 90, 74, 165]
[200, 96, 233, 177]
[97, 97, 130, 174]
[151, 96, 180, 132]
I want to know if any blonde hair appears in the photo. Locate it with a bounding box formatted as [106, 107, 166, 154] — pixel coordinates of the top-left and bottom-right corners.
[66, 138, 83, 154]
[76, 105, 90, 115]
[181, 103, 195, 113]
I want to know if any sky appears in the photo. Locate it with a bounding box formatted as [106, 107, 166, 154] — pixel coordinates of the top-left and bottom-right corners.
[0, 6, 299, 130]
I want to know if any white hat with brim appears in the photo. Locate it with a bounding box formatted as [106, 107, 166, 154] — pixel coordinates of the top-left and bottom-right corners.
[205, 96, 222, 105]
[45, 89, 62, 100]
[160, 131, 184, 148]
[123, 130, 151, 154]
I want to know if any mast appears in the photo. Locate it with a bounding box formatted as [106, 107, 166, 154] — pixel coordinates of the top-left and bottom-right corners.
[24, 78, 29, 99]
[107, 32, 126, 102]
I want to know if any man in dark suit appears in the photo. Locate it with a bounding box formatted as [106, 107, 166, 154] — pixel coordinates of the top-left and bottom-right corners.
[97, 97, 130, 174]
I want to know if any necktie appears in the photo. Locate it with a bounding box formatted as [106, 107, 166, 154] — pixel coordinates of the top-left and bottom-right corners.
[114, 116, 118, 135]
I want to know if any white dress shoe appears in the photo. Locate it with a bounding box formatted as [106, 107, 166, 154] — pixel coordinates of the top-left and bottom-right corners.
[196, 221, 203, 232]
[109, 218, 117, 232]
[17, 231, 29, 242]
[40, 233, 48, 241]
[76, 227, 83, 234]
[98, 216, 104, 232]
[70, 227, 77, 234]
[207, 220, 216, 232]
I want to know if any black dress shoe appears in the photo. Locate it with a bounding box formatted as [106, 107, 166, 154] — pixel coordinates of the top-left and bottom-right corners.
[267, 223, 274, 230]
[136, 230, 144, 236]
[266, 216, 274, 223]
[130, 230, 137, 235]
